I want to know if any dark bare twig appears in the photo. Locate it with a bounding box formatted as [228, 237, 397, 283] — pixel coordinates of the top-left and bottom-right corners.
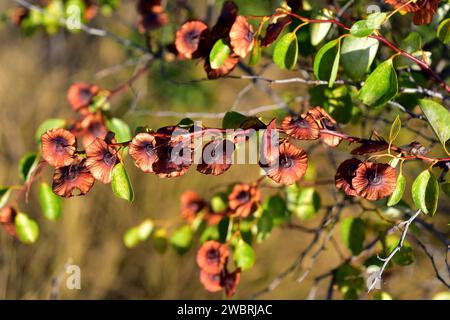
[412, 237, 450, 289]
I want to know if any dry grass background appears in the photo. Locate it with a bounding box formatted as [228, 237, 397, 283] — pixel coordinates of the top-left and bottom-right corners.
[0, 0, 449, 299]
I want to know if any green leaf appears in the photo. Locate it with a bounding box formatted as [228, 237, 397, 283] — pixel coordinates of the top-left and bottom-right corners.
[387, 174, 406, 207]
[273, 32, 298, 70]
[218, 217, 232, 243]
[263, 194, 288, 226]
[177, 118, 195, 129]
[412, 170, 439, 216]
[286, 185, 321, 220]
[418, 99, 450, 152]
[211, 193, 228, 213]
[358, 59, 398, 108]
[350, 13, 386, 37]
[341, 36, 379, 81]
[152, 228, 168, 253]
[170, 225, 194, 255]
[248, 39, 261, 66]
[222, 111, 248, 129]
[335, 264, 364, 299]
[373, 292, 393, 300]
[340, 217, 365, 255]
[366, 12, 387, 29]
[35, 118, 66, 143]
[210, 39, 231, 69]
[395, 32, 423, 68]
[15, 212, 39, 244]
[106, 118, 132, 143]
[437, 18, 450, 44]
[200, 224, 220, 243]
[313, 39, 340, 87]
[111, 163, 134, 202]
[350, 20, 373, 37]
[38, 182, 62, 220]
[18, 152, 39, 182]
[123, 228, 140, 248]
[310, 9, 333, 46]
[123, 219, 154, 248]
[137, 219, 154, 240]
[389, 115, 402, 143]
[256, 209, 273, 242]
[233, 239, 255, 271]
[0, 187, 11, 208]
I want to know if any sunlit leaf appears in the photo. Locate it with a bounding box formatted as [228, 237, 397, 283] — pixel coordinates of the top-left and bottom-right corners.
[437, 18, 450, 44]
[389, 115, 402, 143]
[106, 118, 132, 143]
[310, 9, 333, 46]
[286, 185, 321, 220]
[418, 99, 450, 152]
[15, 212, 39, 244]
[358, 59, 398, 108]
[38, 182, 62, 220]
[210, 39, 231, 69]
[387, 174, 406, 207]
[313, 39, 340, 87]
[341, 36, 379, 81]
[412, 170, 439, 216]
[233, 239, 255, 271]
[111, 163, 134, 202]
[273, 32, 298, 70]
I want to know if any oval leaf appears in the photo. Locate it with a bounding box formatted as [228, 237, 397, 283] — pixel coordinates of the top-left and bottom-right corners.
[358, 59, 398, 108]
[273, 32, 298, 70]
[313, 39, 340, 87]
[15, 212, 39, 244]
[310, 9, 333, 46]
[123, 227, 140, 248]
[248, 39, 261, 66]
[222, 111, 248, 129]
[106, 118, 132, 143]
[210, 39, 231, 69]
[111, 163, 134, 202]
[233, 239, 255, 271]
[38, 182, 62, 220]
[387, 174, 406, 207]
[18, 152, 39, 182]
[170, 225, 194, 255]
[412, 170, 439, 216]
[340, 217, 365, 255]
[341, 36, 379, 81]
[418, 99, 450, 152]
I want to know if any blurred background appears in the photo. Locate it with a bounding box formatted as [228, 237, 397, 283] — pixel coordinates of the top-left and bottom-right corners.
[0, 0, 449, 299]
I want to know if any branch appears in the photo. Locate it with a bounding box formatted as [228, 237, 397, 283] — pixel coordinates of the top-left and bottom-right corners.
[413, 236, 450, 289]
[14, 0, 148, 53]
[251, 200, 345, 298]
[367, 209, 422, 292]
